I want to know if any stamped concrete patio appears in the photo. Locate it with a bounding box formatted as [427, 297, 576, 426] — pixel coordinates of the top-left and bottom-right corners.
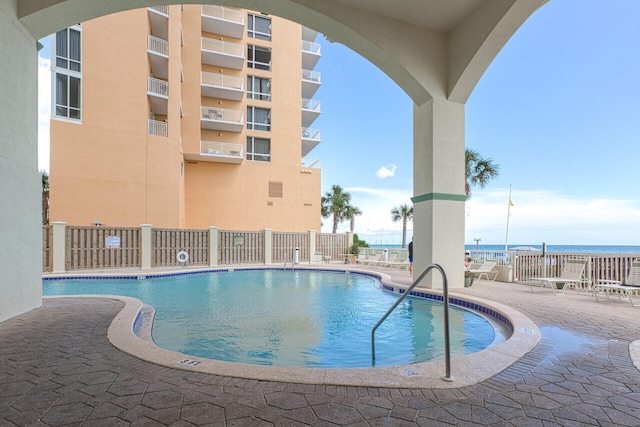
[2, 266, 640, 426]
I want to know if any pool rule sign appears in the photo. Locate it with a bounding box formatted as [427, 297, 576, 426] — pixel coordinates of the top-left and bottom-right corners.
[105, 235, 121, 249]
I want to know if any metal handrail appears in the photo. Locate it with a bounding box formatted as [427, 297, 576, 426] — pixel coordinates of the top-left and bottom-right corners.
[371, 263, 454, 382]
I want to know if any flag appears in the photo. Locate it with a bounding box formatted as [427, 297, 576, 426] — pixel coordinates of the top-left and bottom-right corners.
[509, 199, 514, 206]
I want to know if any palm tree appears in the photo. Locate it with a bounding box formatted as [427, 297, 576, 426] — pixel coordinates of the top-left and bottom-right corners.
[391, 204, 413, 248]
[41, 170, 50, 225]
[344, 205, 362, 233]
[321, 185, 352, 233]
[465, 148, 500, 198]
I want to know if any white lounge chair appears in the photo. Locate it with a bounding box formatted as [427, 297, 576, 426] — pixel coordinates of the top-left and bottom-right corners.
[469, 261, 498, 281]
[531, 257, 588, 295]
[594, 260, 640, 306]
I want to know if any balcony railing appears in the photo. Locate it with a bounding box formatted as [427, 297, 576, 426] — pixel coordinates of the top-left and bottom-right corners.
[302, 69, 321, 99]
[149, 5, 168, 16]
[201, 71, 244, 101]
[148, 35, 168, 56]
[201, 37, 245, 69]
[202, 140, 243, 156]
[148, 6, 168, 40]
[302, 40, 321, 55]
[302, 98, 321, 127]
[201, 5, 245, 38]
[302, 69, 321, 83]
[302, 158, 321, 168]
[148, 77, 168, 98]
[148, 119, 168, 137]
[302, 40, 321, 70]
[302, 98, 320, 112]
[200, 106, 244, 132]
[302, 127, 321, 157]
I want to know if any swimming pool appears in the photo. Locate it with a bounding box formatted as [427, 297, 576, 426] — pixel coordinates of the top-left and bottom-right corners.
[43, 269, 501, 368]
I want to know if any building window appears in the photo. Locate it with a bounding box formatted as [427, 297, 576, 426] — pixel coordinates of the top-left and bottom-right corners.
[248, 45, 271, 71]
[247, 106, 271, 131]
[247, 76, 271, 101]
[248, 14, 271, 41]
[53, 26, 82, 120]
[247, 137, 270, 162]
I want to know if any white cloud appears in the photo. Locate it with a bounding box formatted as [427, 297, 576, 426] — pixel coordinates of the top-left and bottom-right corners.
[38, 55, 51, 173]
[465, 187, 640, 245]
[375, 164, 397, 178]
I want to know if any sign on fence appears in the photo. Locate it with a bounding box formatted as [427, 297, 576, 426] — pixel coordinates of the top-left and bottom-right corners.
[105, 235, 121, 248]
[233, 234, 244, 246]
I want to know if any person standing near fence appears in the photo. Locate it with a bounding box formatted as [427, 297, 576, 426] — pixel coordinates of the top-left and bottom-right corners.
[408, 238, 413, 275]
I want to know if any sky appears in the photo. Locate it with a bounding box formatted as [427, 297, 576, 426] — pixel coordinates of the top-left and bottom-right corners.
[37, 0, 640, 247]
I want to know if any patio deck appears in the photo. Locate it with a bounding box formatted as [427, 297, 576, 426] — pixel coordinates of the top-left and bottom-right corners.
[2, 265, 640, 425]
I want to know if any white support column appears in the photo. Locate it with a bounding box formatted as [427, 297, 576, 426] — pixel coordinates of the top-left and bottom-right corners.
[264, 228, 272, 265]
[0, 5, 41, 321]
[412, 98, 466, 288]
[209, 226, 219, 267]
[140, 224, 152, 269]
[52, 222, 67, 274]
[308, 230, 316, 264]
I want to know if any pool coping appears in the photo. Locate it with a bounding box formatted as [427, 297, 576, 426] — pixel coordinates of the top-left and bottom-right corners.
[43, 266, 542, 388]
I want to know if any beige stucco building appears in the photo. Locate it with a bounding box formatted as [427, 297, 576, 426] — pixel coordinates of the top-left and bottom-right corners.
[49, 5, 322, 232]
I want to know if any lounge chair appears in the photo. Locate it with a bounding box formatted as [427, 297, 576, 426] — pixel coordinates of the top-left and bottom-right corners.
[376, 253, 398, 268]
[359, 254, 381, 266]
[530, 257, 588, 295]
[594, 260, 640, 306]
[469, 261, 498, 281]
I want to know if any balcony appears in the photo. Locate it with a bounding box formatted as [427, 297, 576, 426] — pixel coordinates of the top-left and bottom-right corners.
[302, 69, 321, 99]
[302, 40, 321, 70]
[147, 77, 168, 115]
[201, 37, 245, 70]
[147, 35, 168, 79]
[184, 141, 244, 164]
[201, 106, 244, 132]
[201, 5, 245, 38]
[302, 98, 321, 127]
[302, 127, 320, 157]
[201, 71, 244, 101]
[148, 6, 168, 41]
[148, 119, 168, 137]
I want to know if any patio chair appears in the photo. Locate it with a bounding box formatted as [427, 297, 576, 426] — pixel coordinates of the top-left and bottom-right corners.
[594, 260, 640, 306]
[531, 257, 588, 295]
[359, 254, 381, 266]
[376, 253, 397, 268]
[469, 261, 498, 281]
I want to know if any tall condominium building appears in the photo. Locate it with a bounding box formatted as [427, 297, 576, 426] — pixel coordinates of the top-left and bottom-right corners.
[49, 5, 322, 232]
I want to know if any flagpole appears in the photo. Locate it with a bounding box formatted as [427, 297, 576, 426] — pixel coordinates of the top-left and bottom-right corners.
[504, 184, 512, 251]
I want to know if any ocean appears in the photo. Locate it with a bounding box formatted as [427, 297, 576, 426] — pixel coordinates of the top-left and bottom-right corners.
[369, 244, 640, 254]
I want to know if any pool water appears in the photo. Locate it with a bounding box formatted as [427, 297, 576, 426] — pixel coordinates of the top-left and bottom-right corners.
[43, 270, 497, 368]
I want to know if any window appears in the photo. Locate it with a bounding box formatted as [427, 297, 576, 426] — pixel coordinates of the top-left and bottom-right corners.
[247, 136, 270, 162]
[248, 14, 271, 41]
[247, 76, 271, 101]
[247, 106, 271, 131]
[53, 26, 82, 120]
[248, 45, 271, 70]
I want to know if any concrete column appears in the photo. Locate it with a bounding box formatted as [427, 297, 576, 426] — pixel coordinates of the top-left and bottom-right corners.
[263, 228, 272, 265]
[0, 5, 41, 321]
[308, 230, 316, 264]
[209, 226, 219, 267]
[52, 222, 67, 273]
[412, 98, 466, 288]
[140, 224, 152, 269]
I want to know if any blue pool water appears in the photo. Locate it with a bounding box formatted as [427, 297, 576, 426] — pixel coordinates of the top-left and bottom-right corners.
[43, 269, 497, 368]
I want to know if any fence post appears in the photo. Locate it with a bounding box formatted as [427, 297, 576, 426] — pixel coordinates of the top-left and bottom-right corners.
[141, 224, 152, 269]
[264, 228, 272, 265]
[52, 221, 67, 273]
[346, 231, 353, 252]
[209, 226, 218, 267]
[308, 230, 316, 264]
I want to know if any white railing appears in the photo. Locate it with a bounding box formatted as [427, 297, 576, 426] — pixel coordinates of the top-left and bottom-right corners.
[302, 127, 320, 140]
[302, 98, 321, 112]
[301, 158, 321, 168]
[147, 77, 168, 97]
[201, 106, 243, 123]
[201, 37, 244, 58]
[302, 69, 321, 83]
[201, 140, 243, 157]
[302, 40, 321, 55]
[201, 4, 244, 24]
[149, 5, 168, 16]
[148, 119, 168, 137]
[200, 71, 243, 91]
[147, 35, 168, 56]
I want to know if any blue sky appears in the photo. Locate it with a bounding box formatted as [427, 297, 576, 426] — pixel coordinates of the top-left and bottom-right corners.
[37, 0, 640, 246]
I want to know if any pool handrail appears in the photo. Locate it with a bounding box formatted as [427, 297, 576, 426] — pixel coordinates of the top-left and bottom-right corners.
[371, 263, 453, 382]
